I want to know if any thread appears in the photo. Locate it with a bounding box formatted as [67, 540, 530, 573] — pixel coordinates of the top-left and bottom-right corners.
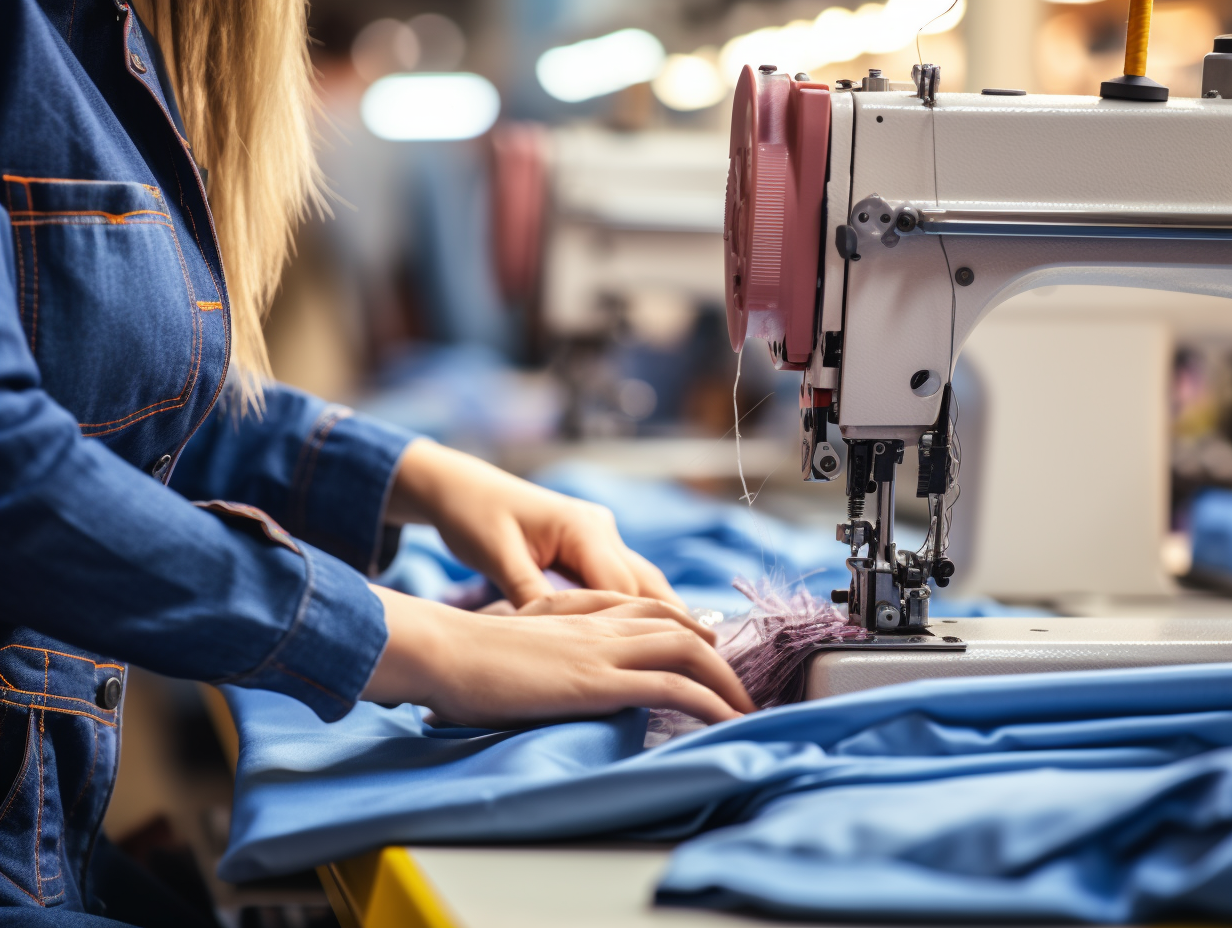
[733, 345, 754, 507]
[1124, 0, 1152, 77]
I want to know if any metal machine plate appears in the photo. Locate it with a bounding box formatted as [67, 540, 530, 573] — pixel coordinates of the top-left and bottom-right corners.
[804, 615, 1232, 700]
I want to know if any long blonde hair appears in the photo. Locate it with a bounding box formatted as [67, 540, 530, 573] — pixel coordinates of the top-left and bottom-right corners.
[132, 0, 325, 412]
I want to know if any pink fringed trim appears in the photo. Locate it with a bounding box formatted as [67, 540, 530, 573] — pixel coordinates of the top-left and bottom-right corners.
[723, 577, 871, 708]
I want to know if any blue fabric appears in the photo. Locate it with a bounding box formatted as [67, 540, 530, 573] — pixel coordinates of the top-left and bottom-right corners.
[219, 662, 1232, 924]
[0, 0, 414, 914]
[1191, 487, 1232, 578]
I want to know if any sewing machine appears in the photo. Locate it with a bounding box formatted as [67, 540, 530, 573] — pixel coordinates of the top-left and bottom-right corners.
[723, 55, 1232, 692]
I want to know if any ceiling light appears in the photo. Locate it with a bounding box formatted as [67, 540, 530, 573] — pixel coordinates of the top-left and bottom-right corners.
[361, 73, 501, 141]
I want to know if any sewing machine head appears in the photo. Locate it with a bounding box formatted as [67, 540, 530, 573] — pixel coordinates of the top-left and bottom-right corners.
[724, 55, 1232, 634]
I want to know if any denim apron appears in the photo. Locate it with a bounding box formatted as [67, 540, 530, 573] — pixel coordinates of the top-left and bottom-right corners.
[1, 0, 229, 910]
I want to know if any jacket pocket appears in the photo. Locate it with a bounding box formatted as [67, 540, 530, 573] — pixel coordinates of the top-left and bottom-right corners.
[4, 175, 201, 437]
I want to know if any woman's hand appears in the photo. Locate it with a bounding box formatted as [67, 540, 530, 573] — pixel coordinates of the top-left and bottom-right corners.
[362, 586, 754, 727]
[387, 441, 684, 609]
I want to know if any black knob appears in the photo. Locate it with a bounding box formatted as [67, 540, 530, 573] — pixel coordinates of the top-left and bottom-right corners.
[954, 266, 975, 287]
[835, 224, 859, 261]
[910, 370, 930, 390]
[830, 589, 849, 604]
[98, 676, 122, 710]
[819, 455, 837, 473]
[933, 558, 956, 580]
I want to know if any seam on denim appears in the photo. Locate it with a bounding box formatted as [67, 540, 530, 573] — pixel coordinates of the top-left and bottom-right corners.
[216, 547, 321, 691]
[0, 864, 39, 904]
[78, 294, 201, 435]
[166, 142, 223, 303]
[10, 218, 173, 230]
[66, 723, 99, 823]
[34, 702, 43, 902]
[271, 661, 348, 706]
[0, 646, 124, 671]
[0, 685, 118, 714]
[67, 0, 76, 42]
[289, 406, 353, 536]
[0, 699, 115, 728]
[11, 209, 171, 224]
[6, 181, 27, 330]
[1, 175, 161, 188]
[17, 180, 39, 353]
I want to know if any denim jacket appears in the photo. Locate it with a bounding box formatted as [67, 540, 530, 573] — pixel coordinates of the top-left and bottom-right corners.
[0, 0, 413, 910]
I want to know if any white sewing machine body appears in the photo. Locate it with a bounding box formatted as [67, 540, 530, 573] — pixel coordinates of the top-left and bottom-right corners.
[724, 63, 1232, 659]
[810, 88, 1232, 436]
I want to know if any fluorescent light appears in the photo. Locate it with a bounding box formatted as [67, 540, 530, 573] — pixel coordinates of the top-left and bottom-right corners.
[537, 28, 666, 103]
[719, 0, 966, 86]
[361, 73, 500, 141]
[652, 53, 727, 111]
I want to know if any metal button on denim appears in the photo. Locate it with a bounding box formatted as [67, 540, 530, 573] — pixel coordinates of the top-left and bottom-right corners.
[151, 453, 172, 478]
[129, 51, 146, 73]
[98, 676, 122, 710]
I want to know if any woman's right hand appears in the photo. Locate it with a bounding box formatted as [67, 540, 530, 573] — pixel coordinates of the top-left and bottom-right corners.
[362, 586, 754, 728]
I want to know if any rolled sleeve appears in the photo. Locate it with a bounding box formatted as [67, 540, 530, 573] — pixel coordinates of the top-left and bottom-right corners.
[171, 386, 417, 575]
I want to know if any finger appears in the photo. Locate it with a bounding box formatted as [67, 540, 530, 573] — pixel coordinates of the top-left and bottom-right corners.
[557, 519, 642, 598]
[513, 589, 643, 617]
[624, 550, 689, 610]
[612, 631, 757, 714]
[612, 670, 744, 725]
[592, 600, 717, 645]
[489, 526, 556, 607]
[477, 599, 516, 615]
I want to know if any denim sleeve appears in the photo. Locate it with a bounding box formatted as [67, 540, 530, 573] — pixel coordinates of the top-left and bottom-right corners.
[0, 207, 386, 722]
[170, 386, 417, 576]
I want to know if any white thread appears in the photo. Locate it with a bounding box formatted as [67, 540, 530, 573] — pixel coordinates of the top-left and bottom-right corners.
[734, 345, 754, 507]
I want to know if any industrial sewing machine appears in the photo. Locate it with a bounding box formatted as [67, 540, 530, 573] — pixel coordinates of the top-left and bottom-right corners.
[724, 31, 1232, 692]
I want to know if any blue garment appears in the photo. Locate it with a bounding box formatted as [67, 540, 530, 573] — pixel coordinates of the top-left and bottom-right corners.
[219, 662, 1232, 923]
[0, 0, 412, 913]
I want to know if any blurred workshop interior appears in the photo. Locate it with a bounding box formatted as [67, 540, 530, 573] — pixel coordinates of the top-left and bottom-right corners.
[103, 2, 1232, 925]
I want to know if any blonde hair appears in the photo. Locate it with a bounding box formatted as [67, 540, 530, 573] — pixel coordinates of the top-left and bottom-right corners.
[132, 0, 325, 412]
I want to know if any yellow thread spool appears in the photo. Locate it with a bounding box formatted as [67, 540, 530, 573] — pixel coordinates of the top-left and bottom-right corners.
[1123, 0, 1152, 78]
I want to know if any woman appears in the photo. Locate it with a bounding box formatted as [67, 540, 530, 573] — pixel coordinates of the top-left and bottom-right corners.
[0, 1, 753, 923]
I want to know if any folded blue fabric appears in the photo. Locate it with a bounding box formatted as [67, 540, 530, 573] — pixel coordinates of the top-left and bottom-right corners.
[220, 661, 1232, 927]
[656, 748, 1232, 924]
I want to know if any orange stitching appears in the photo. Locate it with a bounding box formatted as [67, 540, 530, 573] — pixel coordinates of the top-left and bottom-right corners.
[66, 723, 99, 822]
[78, 296, 199, 431]
[18, 179, 38, 353]
[0, 685, 118, 714]
[0, 864, 39, 904]
[272, 662, 347, 705]
[0, 699, 116, 728]
[196, 301, 221, 310]
[10, 209, 170, 224]
[0, 645, 123, 670]
[77, 220, 202, 433]
[2, 175, 162, 189]
[10, 219, 173, 231]
[166, 142, 224, 303]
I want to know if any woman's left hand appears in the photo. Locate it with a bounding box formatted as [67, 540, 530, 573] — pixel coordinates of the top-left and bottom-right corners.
[386, 440, 687, 609]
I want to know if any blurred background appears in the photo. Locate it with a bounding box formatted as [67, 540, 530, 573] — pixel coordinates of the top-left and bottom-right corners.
[112, 3, 1232, 925]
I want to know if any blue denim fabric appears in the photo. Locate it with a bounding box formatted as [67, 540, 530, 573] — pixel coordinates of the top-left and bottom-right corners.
[1, 0, 414, 916]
